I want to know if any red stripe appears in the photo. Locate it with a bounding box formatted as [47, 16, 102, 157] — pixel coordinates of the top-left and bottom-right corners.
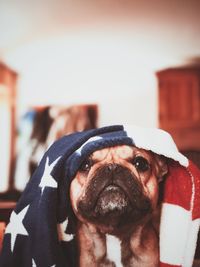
[160, 262, 181, 267]
[188, 160, 200, 220]
[163, 161, 192, 211]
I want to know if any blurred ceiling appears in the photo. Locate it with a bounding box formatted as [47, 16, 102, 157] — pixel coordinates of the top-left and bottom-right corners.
[0, 0, 200, 57]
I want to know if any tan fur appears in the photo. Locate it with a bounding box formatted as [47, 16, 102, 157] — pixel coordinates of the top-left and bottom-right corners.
[70, 145, 167, 267]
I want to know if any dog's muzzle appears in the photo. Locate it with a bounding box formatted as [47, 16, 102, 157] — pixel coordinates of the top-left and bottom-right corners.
[77, 164, 152, 228]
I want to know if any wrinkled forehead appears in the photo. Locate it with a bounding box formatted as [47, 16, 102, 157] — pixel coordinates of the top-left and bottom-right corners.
[91, 145, 153, 162]
[91, 145, 134, 161]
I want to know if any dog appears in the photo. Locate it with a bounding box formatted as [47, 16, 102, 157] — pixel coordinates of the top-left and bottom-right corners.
[70, 145, 168, 267]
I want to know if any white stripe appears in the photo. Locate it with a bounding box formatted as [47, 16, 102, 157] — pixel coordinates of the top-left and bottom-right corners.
[106, 234, 123, 267]
[187, 169, 195, 216]
[183, 219, 200, 267]
[160, 203, 191, 265]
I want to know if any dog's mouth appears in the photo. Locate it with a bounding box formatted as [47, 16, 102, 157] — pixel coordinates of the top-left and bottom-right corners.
[76, 164, 152, 229]
[95, 185, 129, 216]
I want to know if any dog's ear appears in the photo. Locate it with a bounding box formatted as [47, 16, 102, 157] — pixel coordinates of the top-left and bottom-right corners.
[153, 154, 168, 182]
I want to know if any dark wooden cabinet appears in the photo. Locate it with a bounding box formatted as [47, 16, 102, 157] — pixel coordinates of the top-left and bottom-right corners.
[0, 62, 18, 193]
[156, 66, 200, 150]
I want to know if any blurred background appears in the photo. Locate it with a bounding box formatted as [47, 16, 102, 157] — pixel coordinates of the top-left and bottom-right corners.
[0, 0, 200, 257]
[0, 0, 200, 235]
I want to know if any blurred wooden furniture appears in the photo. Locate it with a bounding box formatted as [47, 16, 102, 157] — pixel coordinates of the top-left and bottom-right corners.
[0, 62, 18, 193]
[0, 222, 6, 251]
[0, 63, 18, 251]
[156, 66, 200, 150]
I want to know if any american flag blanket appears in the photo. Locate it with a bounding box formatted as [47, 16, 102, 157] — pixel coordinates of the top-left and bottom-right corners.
[0, 125, 200, 267]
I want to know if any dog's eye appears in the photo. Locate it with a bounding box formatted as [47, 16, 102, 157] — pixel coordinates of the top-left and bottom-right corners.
[79, 159, 93, 172]
[132, 156, 150, 172]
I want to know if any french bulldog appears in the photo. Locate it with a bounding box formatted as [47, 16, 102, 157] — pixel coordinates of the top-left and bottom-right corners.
[70, 145, 168, 267]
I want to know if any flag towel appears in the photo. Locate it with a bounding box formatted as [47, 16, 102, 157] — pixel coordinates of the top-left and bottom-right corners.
[0, 125, 200, 267]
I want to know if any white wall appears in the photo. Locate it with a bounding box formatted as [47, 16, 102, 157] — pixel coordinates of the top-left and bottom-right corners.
[1, 0, 200, 128]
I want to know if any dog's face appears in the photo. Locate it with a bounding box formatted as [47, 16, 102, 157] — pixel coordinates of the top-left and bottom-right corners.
[70, 145, 167, 233]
